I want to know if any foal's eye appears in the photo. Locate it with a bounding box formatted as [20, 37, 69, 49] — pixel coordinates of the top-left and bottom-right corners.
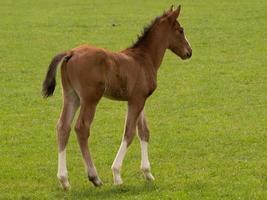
[179, 28, 184, 34]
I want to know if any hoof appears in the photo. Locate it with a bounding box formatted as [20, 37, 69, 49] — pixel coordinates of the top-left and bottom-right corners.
[144, 172, 155, 181]
[89, 176, 103, 187]
[114, 175, 123, 185]
[57, 175, 71, 190]
[141, 168, 155, 181]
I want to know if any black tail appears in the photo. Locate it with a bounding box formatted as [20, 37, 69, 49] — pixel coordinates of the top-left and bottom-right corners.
[42, 52, 69, 98]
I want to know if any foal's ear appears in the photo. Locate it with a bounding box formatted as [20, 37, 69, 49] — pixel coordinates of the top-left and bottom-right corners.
[163, 5, 174, 17]
[167, 5, 181, 25]
[173, 5, 181, 19]
[168, 5, 174, 12]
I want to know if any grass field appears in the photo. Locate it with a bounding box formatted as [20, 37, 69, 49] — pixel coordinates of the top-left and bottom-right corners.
[0, 0, 266, 199]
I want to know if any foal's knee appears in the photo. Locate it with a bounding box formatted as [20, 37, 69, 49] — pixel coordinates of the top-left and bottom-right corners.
[138, 129, 150, 142]
[137, 119, 150, 142]
[123, 133, 135, 147]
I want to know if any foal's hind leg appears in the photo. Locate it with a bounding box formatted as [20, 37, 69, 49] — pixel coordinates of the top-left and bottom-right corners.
[111, 98, 145, 185]
[137, 110, 154, 181]
[57, 91, 79, 190]
[75, 90, 103, 187]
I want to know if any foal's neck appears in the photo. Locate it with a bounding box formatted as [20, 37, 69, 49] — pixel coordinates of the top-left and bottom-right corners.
[135, 30, 168, 71]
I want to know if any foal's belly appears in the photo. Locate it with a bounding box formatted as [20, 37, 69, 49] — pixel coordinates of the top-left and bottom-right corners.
[103, 76, 130, 101]
[103, 86, 129, 101]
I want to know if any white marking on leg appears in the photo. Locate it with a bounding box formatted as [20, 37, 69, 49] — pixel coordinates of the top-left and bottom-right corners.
[141, 141, 150, 169]
[140, 141, 154, 181]
[111, 140, 127, 185]
[57, 149, 70, 189]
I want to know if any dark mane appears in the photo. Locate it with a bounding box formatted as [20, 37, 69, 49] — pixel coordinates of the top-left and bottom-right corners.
[130, 12, 166, 48]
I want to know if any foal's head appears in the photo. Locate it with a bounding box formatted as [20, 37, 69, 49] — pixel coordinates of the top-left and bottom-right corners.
[161, 5, 192, 60]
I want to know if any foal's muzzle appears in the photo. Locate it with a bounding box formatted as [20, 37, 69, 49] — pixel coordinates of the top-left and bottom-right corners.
[181, 49, 192, 60]
[186, 50, 192, 58]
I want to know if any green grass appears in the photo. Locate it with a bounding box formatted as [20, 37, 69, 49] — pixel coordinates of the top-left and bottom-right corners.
[0, 0, 267, 199]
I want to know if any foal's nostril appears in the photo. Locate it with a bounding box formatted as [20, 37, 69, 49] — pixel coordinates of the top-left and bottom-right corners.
[187, 50, 192, 58]
[186, 52, 191, 58]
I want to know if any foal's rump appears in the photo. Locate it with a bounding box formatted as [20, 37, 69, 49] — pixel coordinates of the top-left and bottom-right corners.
[42, 45, 107, 98]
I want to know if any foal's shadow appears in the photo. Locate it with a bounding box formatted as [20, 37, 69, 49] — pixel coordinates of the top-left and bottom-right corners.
[67, 182, 157, 199]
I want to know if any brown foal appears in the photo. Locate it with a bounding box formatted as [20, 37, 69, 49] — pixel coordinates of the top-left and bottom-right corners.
[42, 5, 192, 189]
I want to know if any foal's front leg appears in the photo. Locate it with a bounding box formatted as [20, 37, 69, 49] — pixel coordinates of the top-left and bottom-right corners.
[111, 99, 145, 185]
[137, 110, 154, 181]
